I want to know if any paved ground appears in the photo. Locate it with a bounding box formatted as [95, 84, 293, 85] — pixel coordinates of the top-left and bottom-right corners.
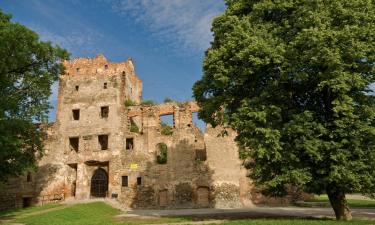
[118, 207, 375, 220]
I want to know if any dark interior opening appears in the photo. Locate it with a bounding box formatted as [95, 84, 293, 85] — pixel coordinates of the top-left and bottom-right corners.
[126, 138, 134, 150]
[98, 135, 108, 150]
[69, 137, 79, 152]
[122, 176, 128, 187]
[101, 106, 109, 118]
[22, 197, 32, 208]
[72, 109, 80, 120]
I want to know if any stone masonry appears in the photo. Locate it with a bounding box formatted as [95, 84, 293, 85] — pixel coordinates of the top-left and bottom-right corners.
[0, 54, 256, 210]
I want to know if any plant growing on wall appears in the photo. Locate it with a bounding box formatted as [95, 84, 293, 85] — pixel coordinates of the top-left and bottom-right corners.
[124, 99, 137, 107]
[130, 122, 139, 133]
[156, 143, 168, 164]
[160, 122, 173, 135]
[141, 99, 155, 106]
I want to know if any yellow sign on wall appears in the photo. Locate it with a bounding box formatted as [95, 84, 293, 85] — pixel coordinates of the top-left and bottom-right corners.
[130, 163, 138, 170]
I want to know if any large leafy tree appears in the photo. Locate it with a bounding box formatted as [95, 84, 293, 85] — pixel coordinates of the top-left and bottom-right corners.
[193, 0, 375, 220]
[0, 10, 69, 181]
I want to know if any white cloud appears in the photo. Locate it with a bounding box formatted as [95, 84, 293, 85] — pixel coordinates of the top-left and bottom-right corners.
[107, 0, 225, 54]
[29, 24, 104, 57]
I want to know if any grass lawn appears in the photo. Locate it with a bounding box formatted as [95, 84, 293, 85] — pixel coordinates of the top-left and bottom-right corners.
[0, 203, 61, 218]
[306, 195, 375, 208]
[1, 202, 375, 225]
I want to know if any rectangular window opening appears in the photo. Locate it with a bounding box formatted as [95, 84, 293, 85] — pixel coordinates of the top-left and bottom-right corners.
[195, 149, 207, 161]
[26, 172, 32, 182]
[98, 135, 108, 150]
[72, 109, 80, 120]
[75, 85, 79, 91]
[69, 137, 79, 152]
[101, 106, 109, 118]
[137, 177, 142, 186]
[126, 138, 134, 150]
[122, 176, 128, 187]
[103, 82, 107, 89]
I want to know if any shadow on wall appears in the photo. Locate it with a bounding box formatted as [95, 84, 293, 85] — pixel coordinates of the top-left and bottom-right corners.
[125, 139, 215, 209]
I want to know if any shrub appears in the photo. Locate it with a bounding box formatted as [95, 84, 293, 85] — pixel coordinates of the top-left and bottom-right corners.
[164, 97, 173, 103]
[125, 99, 137, 107]
[156, 143, 168, 164]
[160, 122, 173, 135]
[130, 123, 139, 133]
[141, 99, 155, 106]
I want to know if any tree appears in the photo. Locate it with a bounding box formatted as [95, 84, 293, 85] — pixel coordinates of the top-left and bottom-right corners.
[193, 0, 375, 220]
[0, 10, 69, 182]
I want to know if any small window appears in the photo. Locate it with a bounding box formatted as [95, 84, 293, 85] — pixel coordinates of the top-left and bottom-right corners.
[76, 68, 80, 72]
[122, 176, 128, 187]
[98, 135, 108, 150]
[105, 65, 108, 69]
[103, 82, 107, 89]
[69, 137, 79, 152]
[75, 85, 79, 91]
[195, 149, 207, 161]
[137, 177, 142, 186]
[26, 172, 32, 182]
[101, 106, 109, 118]
[72, 109, 80, 120]
[126, 138, 133, 150]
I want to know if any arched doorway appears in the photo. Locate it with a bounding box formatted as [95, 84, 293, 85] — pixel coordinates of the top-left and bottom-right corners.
[90, 168, 108, 198]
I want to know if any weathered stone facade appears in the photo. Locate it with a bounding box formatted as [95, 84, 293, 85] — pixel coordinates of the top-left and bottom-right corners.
[0, 54, 255, 210]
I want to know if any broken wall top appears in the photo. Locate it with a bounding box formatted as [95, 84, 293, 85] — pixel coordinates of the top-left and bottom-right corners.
[62, 54, 141, 84]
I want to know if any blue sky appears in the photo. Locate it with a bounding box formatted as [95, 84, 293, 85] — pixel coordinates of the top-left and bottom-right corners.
[0, 0, 225, 126]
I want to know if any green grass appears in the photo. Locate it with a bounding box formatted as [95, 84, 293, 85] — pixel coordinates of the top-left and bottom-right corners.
[306, 195, 375, 208]
[0, 203, 61, 218]
[2, 201, 375, 225]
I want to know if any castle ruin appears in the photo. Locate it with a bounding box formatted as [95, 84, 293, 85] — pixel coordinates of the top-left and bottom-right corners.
[0, 54, 256, 210]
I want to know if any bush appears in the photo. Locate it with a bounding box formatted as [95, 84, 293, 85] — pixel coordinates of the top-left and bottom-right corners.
[160, 122, 173, 135]
[141, 99, 155, 106]
[124, 99, 137, 107]
[164, 97, 173, 103]
[130, 123, 139, 133]
[156, 143, 167, 164]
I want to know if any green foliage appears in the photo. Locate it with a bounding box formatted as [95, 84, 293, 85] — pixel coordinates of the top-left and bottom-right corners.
[141, 99, 155, 106]
[160, 122, 173, 135]
[164, 97, 173, 103]
[193, 0, 375, 219]
[130, 122, 139, 133]
[0, 10, 69, 181]
[156, 143, 168, 164]
[124, 99, 137, 107]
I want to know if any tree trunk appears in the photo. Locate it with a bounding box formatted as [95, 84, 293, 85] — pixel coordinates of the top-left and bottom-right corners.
[327, 190, 352, 221]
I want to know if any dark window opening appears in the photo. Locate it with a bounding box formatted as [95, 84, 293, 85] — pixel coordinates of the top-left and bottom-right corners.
[72, 109, 80, 120]
[105, 65, 108, 69]
[76, 68, 80, 72]
[122, 71, 126, 76]
[101, 106, 109, 118]
[22, 197, 32, 208]
[69, 137, 79, 152]
[122, 176, 128, 187]
[26, 172, 32, 182]
[126, 138, 133, 150]
[195, 149, 207, 161]
[137, 177, 142, 186]
[103, 82, 107, 89]
[98, 135, 108, 150]
[75, 85, 79, 91]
